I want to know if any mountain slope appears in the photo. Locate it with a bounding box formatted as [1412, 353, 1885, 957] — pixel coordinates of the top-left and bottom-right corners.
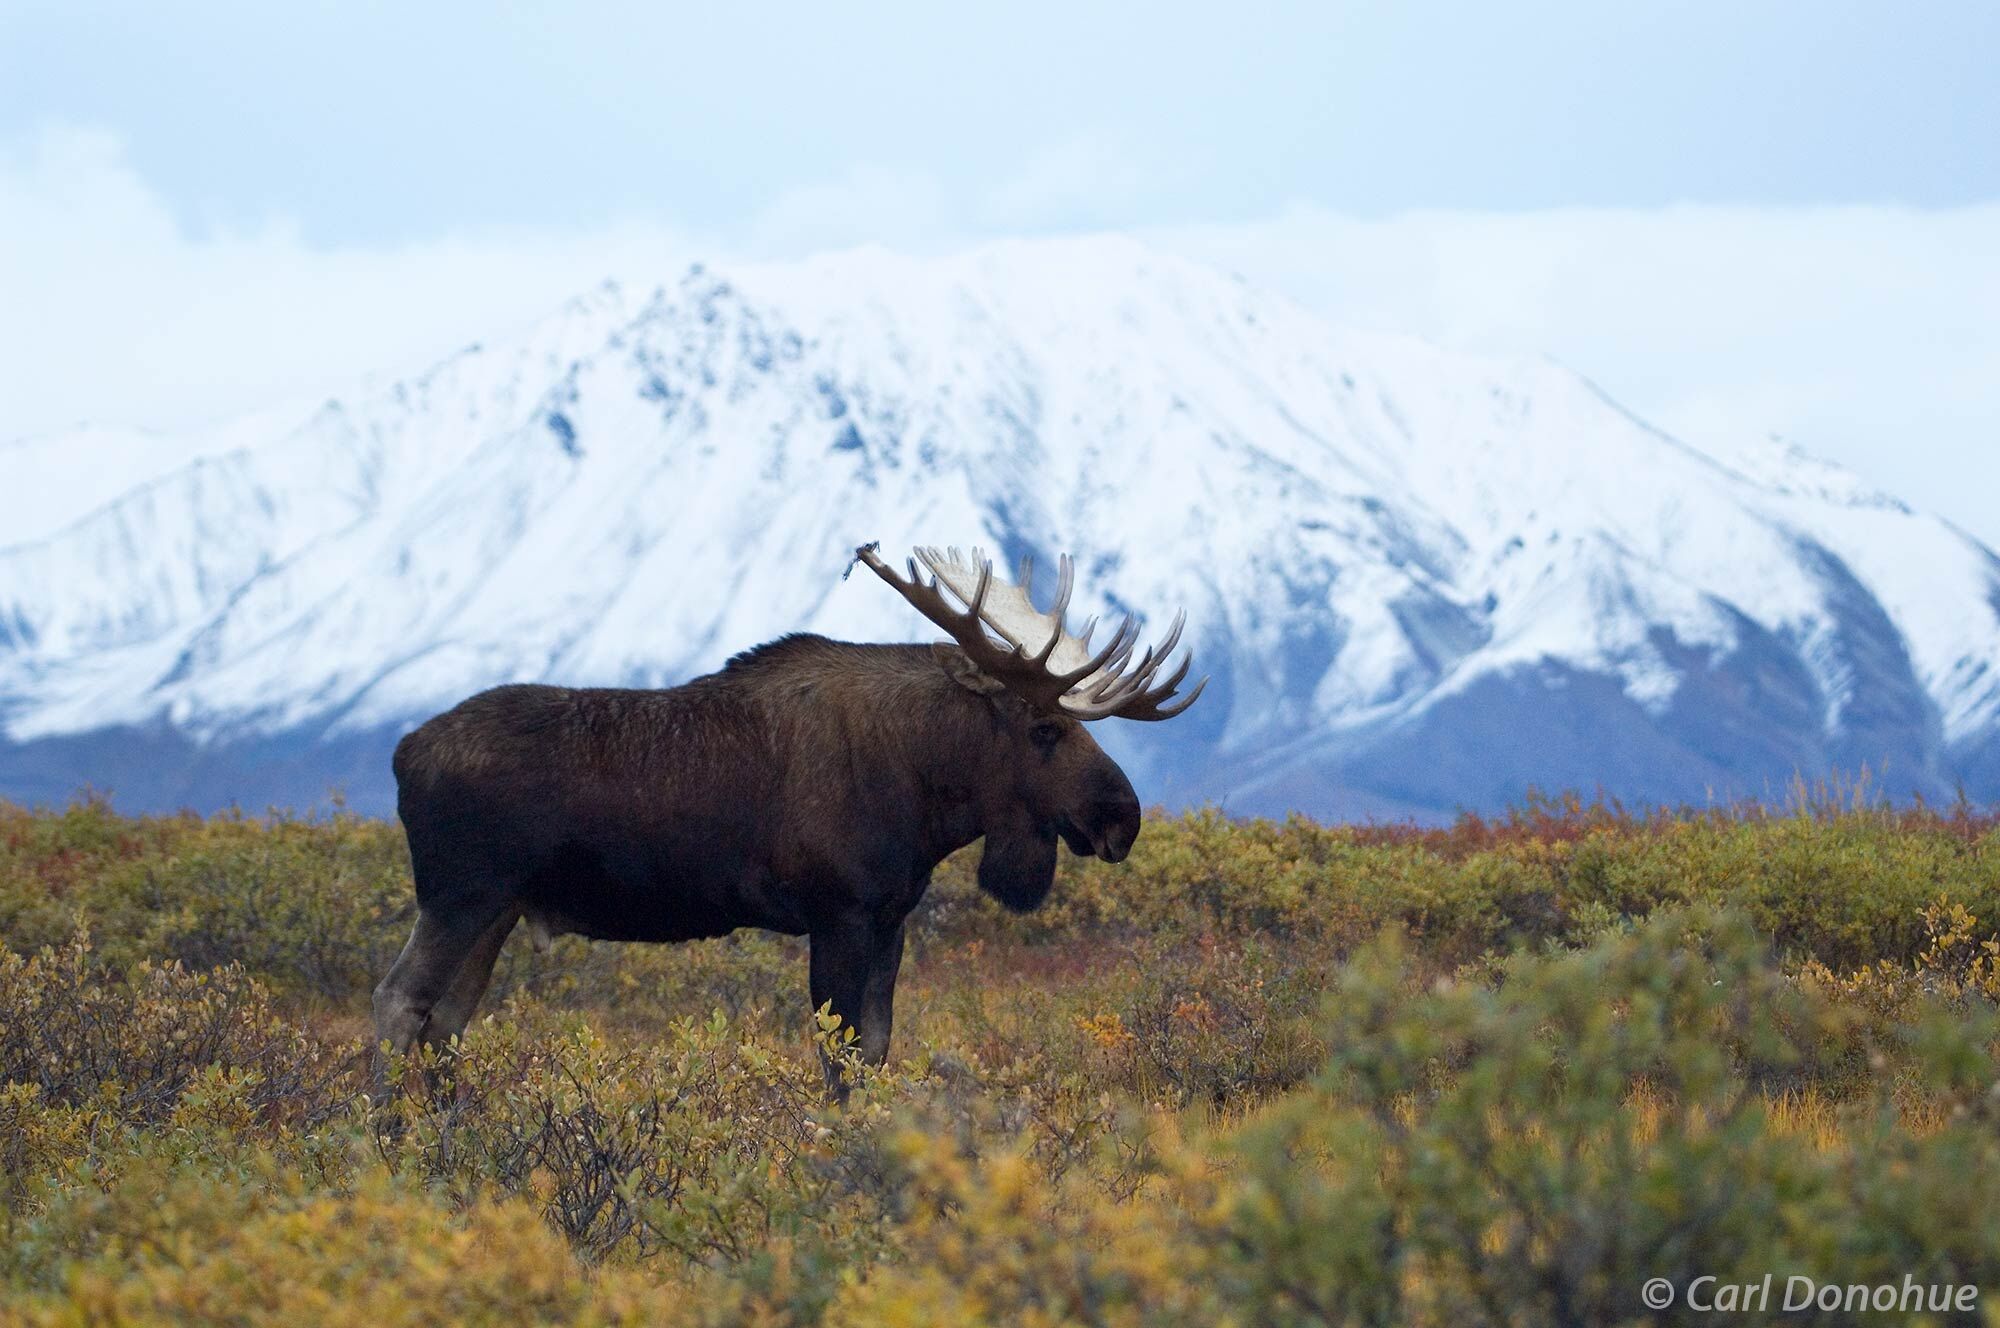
[3, 237, 1996, 818]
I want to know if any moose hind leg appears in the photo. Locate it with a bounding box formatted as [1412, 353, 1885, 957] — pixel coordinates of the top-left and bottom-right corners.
[419, 909, 519, 1048]
[372, 905, 507, 1075]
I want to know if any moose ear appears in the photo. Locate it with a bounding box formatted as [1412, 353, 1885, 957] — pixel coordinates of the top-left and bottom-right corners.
[931, 642, 1008, 696]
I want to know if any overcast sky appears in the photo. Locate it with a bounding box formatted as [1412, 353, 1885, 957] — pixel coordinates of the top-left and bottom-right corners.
[3, 0, 1996, 545]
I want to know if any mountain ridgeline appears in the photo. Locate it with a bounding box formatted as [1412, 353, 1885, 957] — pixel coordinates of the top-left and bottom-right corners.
[2, 238, 1996, 820]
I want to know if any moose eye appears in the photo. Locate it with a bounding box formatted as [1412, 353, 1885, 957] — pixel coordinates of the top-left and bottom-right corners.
[1028, 719, 1065, 752]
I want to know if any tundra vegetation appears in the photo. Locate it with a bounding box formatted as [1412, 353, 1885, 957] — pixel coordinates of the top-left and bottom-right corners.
[2, 787, 1999, 1326]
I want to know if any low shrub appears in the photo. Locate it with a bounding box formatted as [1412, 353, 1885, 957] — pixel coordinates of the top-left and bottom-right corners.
[1204, 908, 2000, 1326]
[374, 1007, 897, 1268]
[0, 933, 350, 1127]
[6, 1166, 666, 1327]
[3, 794, 1999, 1324]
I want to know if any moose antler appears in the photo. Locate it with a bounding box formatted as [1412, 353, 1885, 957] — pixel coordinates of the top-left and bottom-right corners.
[857, 544, 1207, 722]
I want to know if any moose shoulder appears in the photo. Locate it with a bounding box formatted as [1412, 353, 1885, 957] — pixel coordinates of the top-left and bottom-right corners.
[373, 545, 1205, 1092]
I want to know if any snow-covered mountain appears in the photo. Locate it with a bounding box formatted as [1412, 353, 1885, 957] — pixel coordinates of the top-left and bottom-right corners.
[4, 236, 1997, 819]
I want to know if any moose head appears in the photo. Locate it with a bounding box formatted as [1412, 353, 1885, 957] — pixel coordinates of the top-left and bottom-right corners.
[857, 544, 1206, 908]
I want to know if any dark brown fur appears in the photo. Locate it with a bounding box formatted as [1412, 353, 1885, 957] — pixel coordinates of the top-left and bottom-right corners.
[372, 634, 1141, 1090]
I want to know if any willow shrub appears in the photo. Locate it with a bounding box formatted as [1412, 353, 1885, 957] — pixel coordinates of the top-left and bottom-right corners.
[0, 934, 350, 1128]
[1202, 908, 2000, 1327]
[913, 805, 2000, 972]
[840, 909, 2000, 1328]
[6, 1166, 672, 1328]
[0, 799, 411, 1002]
[7, 797, 1999, 991]
[372, 1006, 904, 1269]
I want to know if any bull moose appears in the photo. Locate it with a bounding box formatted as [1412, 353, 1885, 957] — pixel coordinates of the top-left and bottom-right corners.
[372, 544, 1205, 1091]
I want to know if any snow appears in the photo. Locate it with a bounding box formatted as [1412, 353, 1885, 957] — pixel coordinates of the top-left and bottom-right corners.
[1, 236, 1995, 773]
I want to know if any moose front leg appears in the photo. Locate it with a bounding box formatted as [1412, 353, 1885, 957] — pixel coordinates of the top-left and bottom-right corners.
[808, 914, 907, 1098]
[856, 919, 906, 1064]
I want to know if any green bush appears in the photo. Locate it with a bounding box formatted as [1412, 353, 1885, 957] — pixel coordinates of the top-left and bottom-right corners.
[1208, 908, 2000, 1326]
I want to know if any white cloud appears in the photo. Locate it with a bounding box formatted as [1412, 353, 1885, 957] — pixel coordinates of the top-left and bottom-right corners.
[5, 127, 1996, 549]
[746, 164, 955, 258]
[0, 126, 699, 438]
[742, 133, 1146, 254]
[982, 131, 1146, 229]
[0, 128, 1144, 442]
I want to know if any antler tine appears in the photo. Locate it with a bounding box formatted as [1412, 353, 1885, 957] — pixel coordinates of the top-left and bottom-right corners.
[1029, 555, 1073, 662]
[1051, 555, 1074, 622]
[1126, 654, 1203, 716]
[1103, 609, 1186, 700]
[1029, 554, 1073, 668]
[1084, 609, 1181, 702]
[1102, 615, 1143, 673]
[1093, 649, 1161, 707]
[1097, 662, 1206, 721]
[1065, 648, 1204, 721]
[1149, 673, 1209, 719]
[970, 555, 993, 620]
[1054, 614, 1139, 689]
[1082, 638, 1149, 701]
[1143, 646, 1195, 700]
